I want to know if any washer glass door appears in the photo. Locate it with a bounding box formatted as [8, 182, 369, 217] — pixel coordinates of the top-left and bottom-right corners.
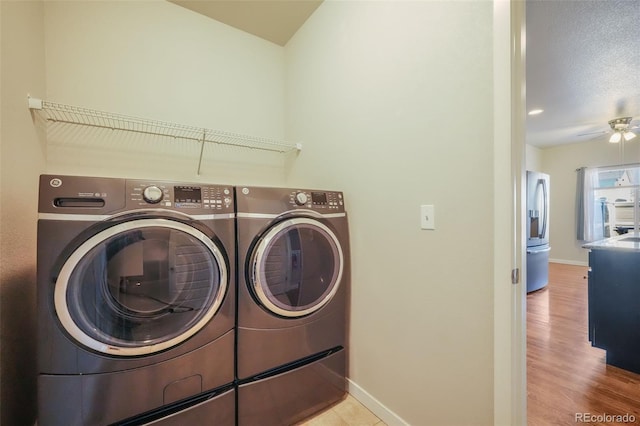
[56, 218, 227, 356]
[251, 218, 343, 317]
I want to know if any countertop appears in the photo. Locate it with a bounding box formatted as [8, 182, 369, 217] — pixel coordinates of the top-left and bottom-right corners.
[583, 233, 640, 251]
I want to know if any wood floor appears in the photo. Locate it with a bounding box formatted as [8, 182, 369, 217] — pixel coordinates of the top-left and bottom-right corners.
[528, 262, 640, 425]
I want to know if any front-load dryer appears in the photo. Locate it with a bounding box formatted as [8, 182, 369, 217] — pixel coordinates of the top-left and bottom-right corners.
[37, 175, 236, 426]
[235, 186, 350, 425]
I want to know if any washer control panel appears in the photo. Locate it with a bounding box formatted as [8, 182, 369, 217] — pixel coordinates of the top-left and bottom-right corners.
[289, 190, 344, 212]
[142, 185, 164, 204]
[38, 175, 234, 215]
[128, 181, 233, 212]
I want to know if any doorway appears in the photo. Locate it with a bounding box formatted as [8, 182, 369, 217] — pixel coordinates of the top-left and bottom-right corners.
[524, 0, 640, 423]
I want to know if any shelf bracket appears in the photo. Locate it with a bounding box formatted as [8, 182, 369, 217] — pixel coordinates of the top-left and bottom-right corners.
[27, 95, 43, 110]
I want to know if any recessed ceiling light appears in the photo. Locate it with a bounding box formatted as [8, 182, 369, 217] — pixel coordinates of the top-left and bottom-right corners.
[528, 109, 544, 116]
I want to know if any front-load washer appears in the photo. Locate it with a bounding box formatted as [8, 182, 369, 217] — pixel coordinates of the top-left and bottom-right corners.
[235, 186, 350, 425]
[37, 175, 236, 426]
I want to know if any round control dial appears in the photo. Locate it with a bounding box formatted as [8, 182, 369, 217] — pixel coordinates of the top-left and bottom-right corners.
[142, 186, 164, 204]
[294, 192, 308, 206]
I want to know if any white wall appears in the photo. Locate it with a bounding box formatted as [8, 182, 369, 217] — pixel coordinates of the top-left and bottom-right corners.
[542, 139, 640, 264]
[43, 1, 290, 185]
[526, 143, 543, 172]
[0, 1, 46, 424]
[285, 2, 494, 424]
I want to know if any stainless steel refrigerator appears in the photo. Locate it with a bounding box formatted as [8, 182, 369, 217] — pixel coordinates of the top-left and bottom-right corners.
[527, 171, 550, 292]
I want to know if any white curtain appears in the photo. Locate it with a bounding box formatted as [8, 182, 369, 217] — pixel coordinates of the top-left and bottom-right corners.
[579, 167, 604, 242]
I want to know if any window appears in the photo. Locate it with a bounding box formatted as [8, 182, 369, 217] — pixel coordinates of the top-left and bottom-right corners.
[580, 164, 640, 241]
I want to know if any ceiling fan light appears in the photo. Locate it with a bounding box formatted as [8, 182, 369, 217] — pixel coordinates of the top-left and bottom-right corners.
[609, 132, 622, 143]
[624, 131, 637, 141]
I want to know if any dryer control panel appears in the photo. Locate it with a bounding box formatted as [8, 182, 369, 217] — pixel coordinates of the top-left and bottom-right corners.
[231, 186, 347, 216]
[128, 180, 233, 212]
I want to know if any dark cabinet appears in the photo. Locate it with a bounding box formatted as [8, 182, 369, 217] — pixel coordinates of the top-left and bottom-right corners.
[588, 248, 640, 373]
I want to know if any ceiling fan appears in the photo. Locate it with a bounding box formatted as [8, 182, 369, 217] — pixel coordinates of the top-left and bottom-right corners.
[578, 117, 640, 143]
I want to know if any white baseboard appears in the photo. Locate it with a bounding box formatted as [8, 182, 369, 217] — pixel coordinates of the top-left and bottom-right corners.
[347, 378, 409, 426]
[549, 258, 589, 267]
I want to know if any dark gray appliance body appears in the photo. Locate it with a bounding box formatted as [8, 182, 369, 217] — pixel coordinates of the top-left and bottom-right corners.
[37, 175, 236, 426]
[526, 170, 551, 292]
[235, 186, 350, 425]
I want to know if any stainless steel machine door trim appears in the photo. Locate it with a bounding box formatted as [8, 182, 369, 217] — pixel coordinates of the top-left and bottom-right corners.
[251, 217, 343, 318]
[54, 218, 228, 356]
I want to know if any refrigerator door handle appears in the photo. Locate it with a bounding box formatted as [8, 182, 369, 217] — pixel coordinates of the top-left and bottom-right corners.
[540, 178, 548, 240]
[527, 246, 551, 254]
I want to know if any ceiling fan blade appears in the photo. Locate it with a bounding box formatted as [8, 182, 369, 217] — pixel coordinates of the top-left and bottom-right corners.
[577, 129, 609, 137]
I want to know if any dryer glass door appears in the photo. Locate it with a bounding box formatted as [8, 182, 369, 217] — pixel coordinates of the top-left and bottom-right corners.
[55, 219, 228, 356]
[251, 218, 343, 317]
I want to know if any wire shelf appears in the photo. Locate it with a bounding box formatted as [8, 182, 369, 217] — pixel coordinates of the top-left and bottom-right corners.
[28, 97, 302, 174]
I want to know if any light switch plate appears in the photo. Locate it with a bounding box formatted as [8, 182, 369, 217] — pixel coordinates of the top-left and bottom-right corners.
[421, 204, 435, 230]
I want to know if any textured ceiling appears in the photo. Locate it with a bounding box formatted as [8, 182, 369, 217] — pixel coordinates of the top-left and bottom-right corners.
[169, 0, 323, 46]
[526, 0, 640, 147]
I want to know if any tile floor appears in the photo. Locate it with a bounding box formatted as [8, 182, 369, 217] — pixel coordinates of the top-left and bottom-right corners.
[297, 394, 387, 426]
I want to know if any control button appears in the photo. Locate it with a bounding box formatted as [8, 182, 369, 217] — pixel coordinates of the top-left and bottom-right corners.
[223, 197, 232, 206]
[224, 188, 230, 195]
[142, 186, 164, 204]
[294, 192, 308, 206]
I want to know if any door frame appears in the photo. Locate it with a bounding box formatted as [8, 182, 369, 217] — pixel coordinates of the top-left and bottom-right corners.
[493, 0, 527, 424]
